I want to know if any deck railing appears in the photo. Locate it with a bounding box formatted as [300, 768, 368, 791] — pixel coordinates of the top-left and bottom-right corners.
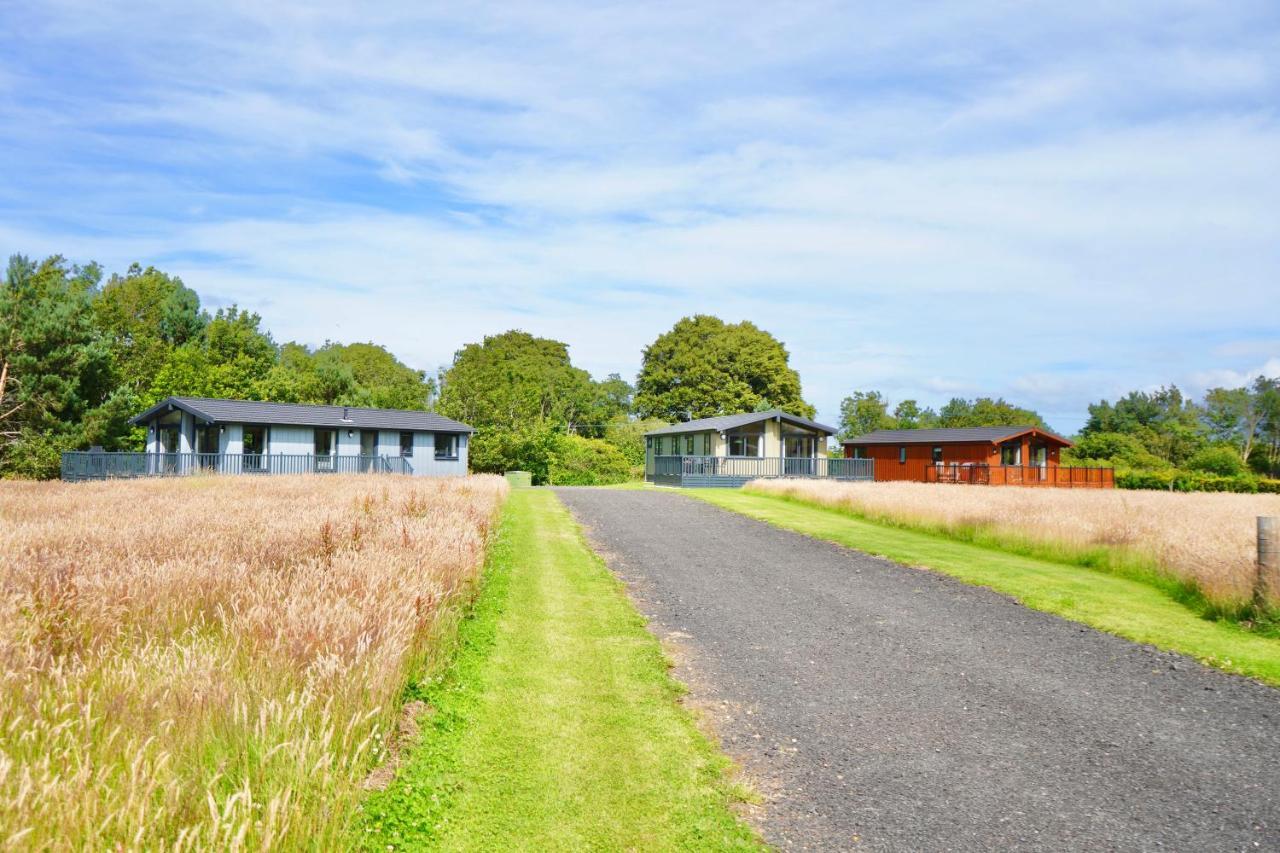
[61, 452, 414, 482]
[923, 463, 1113, 488]
[652, 455, 874, 484]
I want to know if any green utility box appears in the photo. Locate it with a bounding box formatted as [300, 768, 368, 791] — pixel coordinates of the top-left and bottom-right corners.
[504, 470, 533, 489]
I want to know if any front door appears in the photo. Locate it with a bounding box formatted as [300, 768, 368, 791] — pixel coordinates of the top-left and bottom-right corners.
[1031, 443, 1048, 480]
[360, 430, 377, 470]
[242, 426, 266, 472]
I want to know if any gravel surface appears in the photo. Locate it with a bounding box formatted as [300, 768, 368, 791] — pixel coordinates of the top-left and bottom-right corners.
[553, 487, 1280, 852]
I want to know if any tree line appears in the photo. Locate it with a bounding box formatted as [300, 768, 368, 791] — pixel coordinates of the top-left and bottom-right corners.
[7, 251, 1273, 489]
[0, 256, 814, 482]
[0, 255, 437, 477]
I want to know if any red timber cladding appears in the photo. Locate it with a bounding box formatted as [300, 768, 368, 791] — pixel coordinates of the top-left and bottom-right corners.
[848, 442, 997, 482]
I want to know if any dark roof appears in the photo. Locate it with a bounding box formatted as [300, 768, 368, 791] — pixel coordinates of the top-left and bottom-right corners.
[842, 426, 1072, 447]
[645, 410, 836, 437]
[131, 396, 474, 433]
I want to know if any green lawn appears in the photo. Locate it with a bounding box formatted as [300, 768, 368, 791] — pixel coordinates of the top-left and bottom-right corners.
[689, 489, 1280, 687]
[357, 488, 761, 851]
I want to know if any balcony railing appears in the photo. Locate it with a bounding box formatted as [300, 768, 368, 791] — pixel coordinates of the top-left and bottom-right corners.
[61, 452, 414, 482]
[651, 455, 874, 485]
[923, 463, 1113, 488]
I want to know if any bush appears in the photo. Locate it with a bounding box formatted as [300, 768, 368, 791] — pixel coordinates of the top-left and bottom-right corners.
[1260, 478, 1280, 494]
[548, 434, 634, 486]
[468, 427, 560, 485]
[1116, 467, 1260, 493]
[1186, 446, 1248, 477]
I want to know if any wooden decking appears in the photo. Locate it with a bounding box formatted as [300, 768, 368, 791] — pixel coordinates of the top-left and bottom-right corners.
[922, 463, 1113, 488]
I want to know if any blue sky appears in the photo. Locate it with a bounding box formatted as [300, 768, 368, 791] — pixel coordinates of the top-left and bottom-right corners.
[3, 1, 1278, 433]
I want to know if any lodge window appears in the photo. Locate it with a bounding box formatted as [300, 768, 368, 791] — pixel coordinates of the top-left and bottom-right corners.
[435, 433, 457, 459]
[899, 446, 907, 464]
[728, 434, 760, 457]
[932, 446, 943, 463]
[784, 436, 816, 458]
[685, 435, 694, 455]
[314, 429, 336, 457]
[400, 431, 414, 457]
[1000, 442, 1021, 466]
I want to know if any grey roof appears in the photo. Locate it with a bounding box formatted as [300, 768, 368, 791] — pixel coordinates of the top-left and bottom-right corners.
[645, 410, 836, 437]
[131, 396, 474, 433]
[842, 426, 1072, 446]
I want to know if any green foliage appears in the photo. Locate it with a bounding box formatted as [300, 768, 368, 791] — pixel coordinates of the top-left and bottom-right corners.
[892, 399, 936, 429]
[836, 389, 1045, 441]
[1186, 445, 1248, 477]
[1115, 468, 1260, 493]
[467, 425, 561, 485]
[548, 434, 634, 485]
[936, 396, 1047, 429]
[93, 263, 206, 397]
[0, 255, 120, 477]
[1083, 386, 1205, 466]
[438, 330, 596, 432]
[602, 417, 669, 466]
[149, 307, 277, 402]
[318, 342, 435, 410]
[258, 341, 434, 409]
[1063, 431, 1171, 469]
[837, 390, 895, 441]
[634, 315, 814, 421]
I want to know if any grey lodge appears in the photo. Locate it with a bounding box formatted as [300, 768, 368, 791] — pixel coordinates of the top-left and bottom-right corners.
[61, 396, 473, 481]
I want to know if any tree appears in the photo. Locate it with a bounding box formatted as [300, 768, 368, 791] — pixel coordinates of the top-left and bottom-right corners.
[438, 330, 595, 432]
[148, 307, 277, 402]
[317, 342, 435, 410]
[1202, 382, 1271, 465]
[1186, 445, 1248, 477]
[0, 255, 120, 477]
[634, 315, 814, 421]
[936, 397, 1048, 430]
[602, 416, 669, 466]
[258, 341, 434, 410]
[837, 391, 894, 441]
[892, 399, 937, 429]
[1083, 386, 1205, 466]
[93, 263, 206, 398]
[1255, 377, 1280, 476]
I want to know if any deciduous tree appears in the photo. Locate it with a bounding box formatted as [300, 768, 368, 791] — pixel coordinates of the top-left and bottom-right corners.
[634, 315, 813, 421]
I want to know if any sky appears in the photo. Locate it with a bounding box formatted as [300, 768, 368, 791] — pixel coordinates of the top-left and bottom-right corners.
[2, 1, 1278, 434]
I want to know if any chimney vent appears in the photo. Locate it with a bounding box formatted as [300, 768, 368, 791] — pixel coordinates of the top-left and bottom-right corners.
[342, 406, 351, 422]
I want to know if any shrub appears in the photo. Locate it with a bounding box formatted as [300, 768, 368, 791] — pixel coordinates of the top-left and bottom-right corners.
[1187, 446, 1248, 477]
[1116, 467, 1260, 493]
[548, 434, 634, 485]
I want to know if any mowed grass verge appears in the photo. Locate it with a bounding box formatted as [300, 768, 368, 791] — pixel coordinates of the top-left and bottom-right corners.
[357, 488, 760, 851]
[687, 489, 1280, 687]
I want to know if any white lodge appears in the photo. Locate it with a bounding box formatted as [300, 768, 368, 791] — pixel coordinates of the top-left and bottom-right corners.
[68, 396, 474, 479]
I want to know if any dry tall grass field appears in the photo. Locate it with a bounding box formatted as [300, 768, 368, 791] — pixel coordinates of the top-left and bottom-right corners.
[0, 474, 507, 850]
[746, 480, 1280, 613]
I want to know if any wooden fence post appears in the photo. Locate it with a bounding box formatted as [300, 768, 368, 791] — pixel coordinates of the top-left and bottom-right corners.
[1258, 516, 1278, 606]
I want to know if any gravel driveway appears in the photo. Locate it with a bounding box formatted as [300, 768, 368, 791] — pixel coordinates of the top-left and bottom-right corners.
[553, 487, 1280, 852]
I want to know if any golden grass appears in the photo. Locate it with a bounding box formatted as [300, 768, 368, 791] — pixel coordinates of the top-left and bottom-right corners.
[745, 480, 1280, 613]
[0, 474, 507, 850]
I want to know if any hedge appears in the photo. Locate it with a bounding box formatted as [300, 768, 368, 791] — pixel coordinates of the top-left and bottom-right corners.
[1116, 468, 1280, 494]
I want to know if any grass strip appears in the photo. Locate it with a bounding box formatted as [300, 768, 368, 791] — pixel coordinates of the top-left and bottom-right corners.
[688, 488, 1280, 687]
[356, 488, 761, 851]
